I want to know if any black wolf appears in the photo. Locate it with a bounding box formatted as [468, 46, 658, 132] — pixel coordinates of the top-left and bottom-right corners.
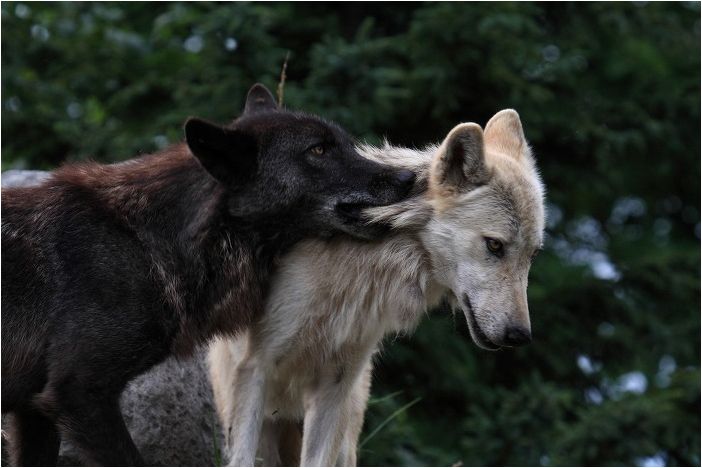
[1, 84, 415, 466]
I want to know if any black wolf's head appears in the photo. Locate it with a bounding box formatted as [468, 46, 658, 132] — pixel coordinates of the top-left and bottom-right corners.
[184, 84, 415, 239]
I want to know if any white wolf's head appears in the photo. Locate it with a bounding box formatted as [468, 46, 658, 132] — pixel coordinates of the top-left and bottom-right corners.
[422, 110, 545, 350]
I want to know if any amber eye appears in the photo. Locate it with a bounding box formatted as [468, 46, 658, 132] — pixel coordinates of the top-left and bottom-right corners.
[310, 145, 325, 156]
[485, 237, 504, 256]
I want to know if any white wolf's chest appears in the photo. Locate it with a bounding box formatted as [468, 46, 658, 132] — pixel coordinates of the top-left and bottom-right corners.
[251, 237, 445, 421]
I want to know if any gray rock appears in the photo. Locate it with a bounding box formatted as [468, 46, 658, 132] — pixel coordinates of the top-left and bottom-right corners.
[119, 351, 221, 466]
[2, 170, 223, 466]
[1, 169, 50, 187]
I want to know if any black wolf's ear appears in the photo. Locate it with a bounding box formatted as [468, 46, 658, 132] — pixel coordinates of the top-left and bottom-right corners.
[243, 83, 277, 115]
[185, 118, 257, 185]
[432, 123, 487, 192]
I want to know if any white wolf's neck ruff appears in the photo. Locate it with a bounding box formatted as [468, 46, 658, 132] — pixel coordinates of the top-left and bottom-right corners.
[318, 142, 448, 336]
[361, 141, 449, 320]
[358, 141, 436, 233]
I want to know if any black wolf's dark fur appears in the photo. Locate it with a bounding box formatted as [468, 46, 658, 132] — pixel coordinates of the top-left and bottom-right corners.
[1, 84, 414, 466]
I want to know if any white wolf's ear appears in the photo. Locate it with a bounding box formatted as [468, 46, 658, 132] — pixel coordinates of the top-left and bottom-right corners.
[484, 109, 527, 158]
[431, 123, 487, 193]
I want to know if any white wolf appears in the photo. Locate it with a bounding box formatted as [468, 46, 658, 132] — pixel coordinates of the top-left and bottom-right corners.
[208, 110, 546, 466]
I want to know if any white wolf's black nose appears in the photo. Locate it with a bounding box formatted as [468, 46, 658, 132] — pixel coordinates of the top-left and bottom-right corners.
[503, 326, 532, 346]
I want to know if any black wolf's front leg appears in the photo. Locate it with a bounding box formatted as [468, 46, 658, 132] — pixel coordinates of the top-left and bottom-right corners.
[53, 392, 143, 466]
[6, 408, 61, 466]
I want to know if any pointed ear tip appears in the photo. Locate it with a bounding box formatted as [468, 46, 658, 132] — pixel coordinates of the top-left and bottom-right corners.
[448, 122, 484, 141]
[247, 83, 273, 97]
[183, 117, 199, 133]
[489, 109, 522, 126]
[184, 116, 214, 133]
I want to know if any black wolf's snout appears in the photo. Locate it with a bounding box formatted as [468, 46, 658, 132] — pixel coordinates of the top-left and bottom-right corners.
[369, 168, 416, 201]
[502, 326, 532, 347]
[392, 169, 416, 189]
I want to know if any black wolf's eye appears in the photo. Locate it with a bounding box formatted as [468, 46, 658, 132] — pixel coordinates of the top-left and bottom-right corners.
[485, 238, 504, 257]
[309, 145, 325, 156]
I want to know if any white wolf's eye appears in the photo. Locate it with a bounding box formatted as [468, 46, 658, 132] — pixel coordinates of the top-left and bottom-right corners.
[485, 237, 504, 257]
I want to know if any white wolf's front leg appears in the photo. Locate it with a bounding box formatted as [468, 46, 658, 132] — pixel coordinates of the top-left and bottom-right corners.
[335, 360, 373, 466]
[301, 385, 347, 466]
[226, 353, 267, 467]
[301, 353, 371, 467]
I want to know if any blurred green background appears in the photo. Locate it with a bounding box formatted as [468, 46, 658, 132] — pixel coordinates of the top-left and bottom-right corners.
[2, 2, 699, 466]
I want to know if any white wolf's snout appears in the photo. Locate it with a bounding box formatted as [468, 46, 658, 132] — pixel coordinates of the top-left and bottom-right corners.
[460, 291, 532, 350]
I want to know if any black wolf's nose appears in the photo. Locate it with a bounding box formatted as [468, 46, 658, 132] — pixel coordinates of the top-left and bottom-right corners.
[392, 169, 416, 189]
[503, 326, 532, 347]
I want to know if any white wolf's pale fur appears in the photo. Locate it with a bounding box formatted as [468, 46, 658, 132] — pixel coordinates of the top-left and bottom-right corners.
[208, 110, 546, 466]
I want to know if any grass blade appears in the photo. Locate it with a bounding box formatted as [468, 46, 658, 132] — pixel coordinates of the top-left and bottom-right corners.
[367, 390, 404, 406]
[359, 396, 422, 449]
